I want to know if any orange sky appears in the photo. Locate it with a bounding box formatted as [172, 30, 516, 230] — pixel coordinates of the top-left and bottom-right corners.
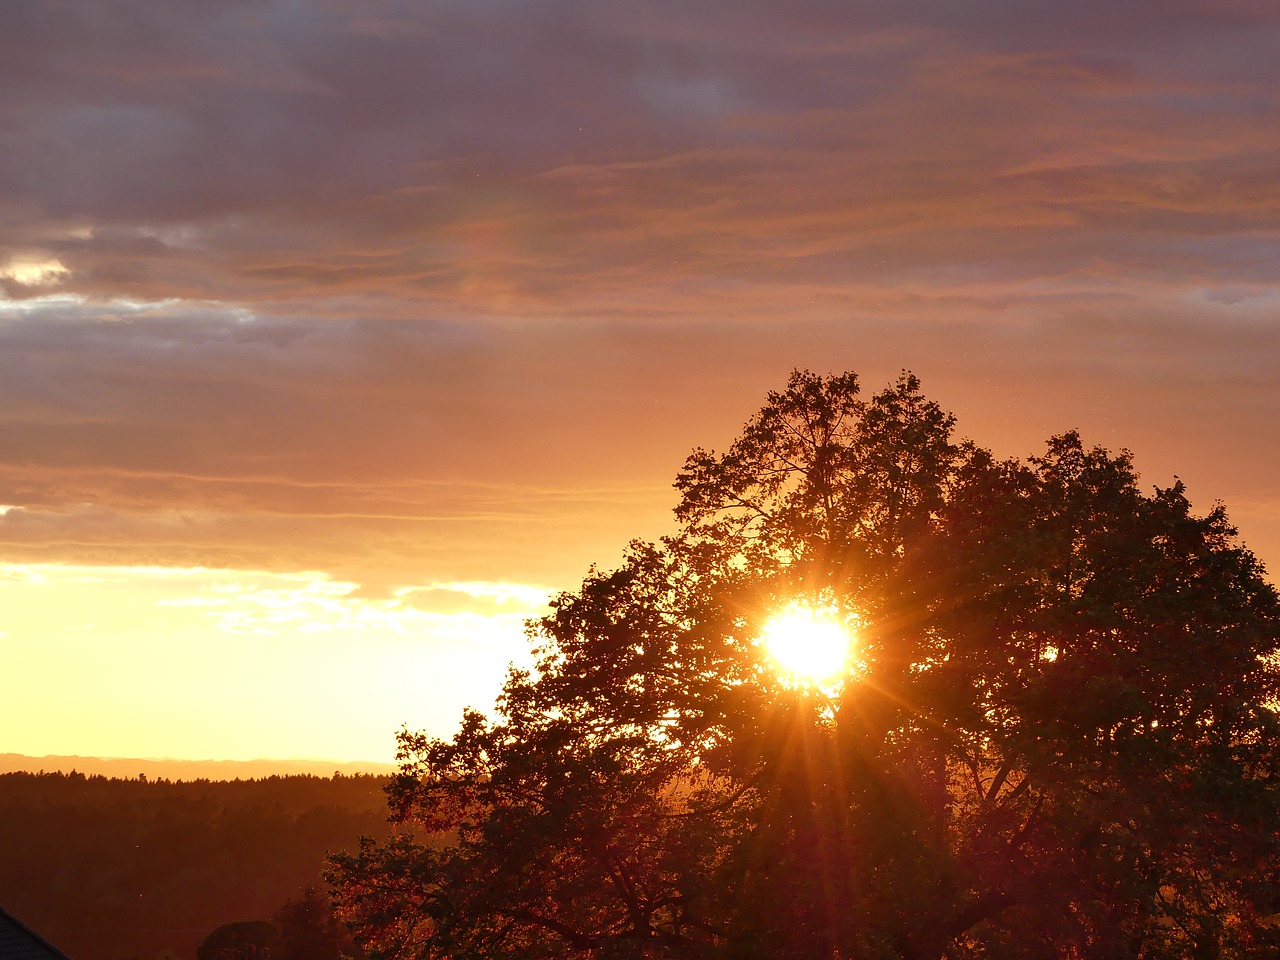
[2, 1, 1279, 764]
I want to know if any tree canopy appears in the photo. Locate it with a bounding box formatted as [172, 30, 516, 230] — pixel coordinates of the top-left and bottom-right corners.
[329, 370, 1280, 960]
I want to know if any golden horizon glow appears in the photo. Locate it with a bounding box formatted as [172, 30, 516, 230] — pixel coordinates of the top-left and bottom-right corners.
[0, 563, 549, 763]
[761, 603, 853, 685]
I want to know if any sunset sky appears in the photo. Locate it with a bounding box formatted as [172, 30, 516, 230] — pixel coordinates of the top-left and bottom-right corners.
[3, 1, 1279, 765]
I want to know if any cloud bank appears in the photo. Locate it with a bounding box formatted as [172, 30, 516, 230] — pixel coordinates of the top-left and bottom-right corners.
[2, 0, 1278, 587]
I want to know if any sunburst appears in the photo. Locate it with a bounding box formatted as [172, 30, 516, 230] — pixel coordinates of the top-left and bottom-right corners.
[760, 603, 852, 684]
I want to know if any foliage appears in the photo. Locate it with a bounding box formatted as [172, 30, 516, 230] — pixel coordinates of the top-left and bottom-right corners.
[197, 920, 278, 960]
[329, 371, 1280, 960]
[196, 887, 364, 960]
[274, 885, 365, 960]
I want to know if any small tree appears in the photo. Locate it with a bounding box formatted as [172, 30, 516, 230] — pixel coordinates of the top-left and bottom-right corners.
[196, 920, 278, 960]
[275, 885, 363, 960]
[330, 371, 1280, 960]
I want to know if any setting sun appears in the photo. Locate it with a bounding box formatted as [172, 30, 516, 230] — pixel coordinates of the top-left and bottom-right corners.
[761, 603, 853, 684]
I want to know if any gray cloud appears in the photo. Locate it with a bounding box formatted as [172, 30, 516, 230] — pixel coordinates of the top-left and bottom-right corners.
[2, 0, 1277, 307]
[2, 0, 1279, 585]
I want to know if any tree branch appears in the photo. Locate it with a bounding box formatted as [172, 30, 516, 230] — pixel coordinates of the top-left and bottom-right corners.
[501, 908, 597, 950]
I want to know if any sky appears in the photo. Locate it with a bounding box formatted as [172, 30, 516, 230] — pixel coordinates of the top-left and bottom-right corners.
[2, 0, 1279, 765]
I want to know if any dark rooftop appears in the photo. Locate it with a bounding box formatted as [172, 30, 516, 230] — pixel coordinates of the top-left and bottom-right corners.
[0, 907, 73, 960]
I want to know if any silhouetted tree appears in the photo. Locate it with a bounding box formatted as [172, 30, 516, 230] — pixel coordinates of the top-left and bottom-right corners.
[330, 371, 1280, 960]
[275, 886, 363, 960]
[197, 920, 277, 960]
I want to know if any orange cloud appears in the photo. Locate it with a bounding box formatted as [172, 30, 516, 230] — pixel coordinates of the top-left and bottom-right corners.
[0, 0, 1277, 587]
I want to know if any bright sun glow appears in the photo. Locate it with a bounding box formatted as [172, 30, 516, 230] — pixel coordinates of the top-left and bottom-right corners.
[1, 256, 69, 286]
[761, 603, 852, 683]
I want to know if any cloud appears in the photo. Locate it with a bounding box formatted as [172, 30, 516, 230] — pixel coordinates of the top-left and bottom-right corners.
[1, 0, 1277, 314]
[0, 256, 70, 290]
[0, 293, 1276, 584]
[1, 0, 1279, 585]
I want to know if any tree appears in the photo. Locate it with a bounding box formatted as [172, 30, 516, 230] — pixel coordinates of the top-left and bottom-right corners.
[197, 920, 278, 960]
[197, 888, 364, 960]
[329, 370, 1280, 960]
[274, 885, 364, 960]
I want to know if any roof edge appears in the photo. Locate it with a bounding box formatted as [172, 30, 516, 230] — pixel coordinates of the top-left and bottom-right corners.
[0, 904, 76, 960]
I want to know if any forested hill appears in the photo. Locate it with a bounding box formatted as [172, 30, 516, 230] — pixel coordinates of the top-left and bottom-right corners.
[0, 771, 391, 960]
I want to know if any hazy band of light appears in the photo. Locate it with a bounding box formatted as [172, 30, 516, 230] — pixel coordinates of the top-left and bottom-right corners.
[1, 563, 549, 763]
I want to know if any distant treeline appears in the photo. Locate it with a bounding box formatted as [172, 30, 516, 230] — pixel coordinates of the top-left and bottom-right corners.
[0, 754, 396, 780]
[0, 770, 392, 960]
